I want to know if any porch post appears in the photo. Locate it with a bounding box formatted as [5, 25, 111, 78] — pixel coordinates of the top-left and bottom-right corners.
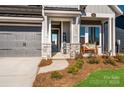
[108, 17, 112, 55]
[42, 15, 48, 58]
[112, 17, 116, 56]
[77, 16, 80, 44]
[61, 21, 63, 53]
[48, 18, 52, 57]
[102, 21, 105, 54]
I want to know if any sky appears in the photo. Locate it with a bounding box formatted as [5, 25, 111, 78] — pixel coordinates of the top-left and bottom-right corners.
[119, 5, 124, 11]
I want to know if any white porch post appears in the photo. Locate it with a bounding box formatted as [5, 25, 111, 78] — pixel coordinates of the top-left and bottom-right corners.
[76, 16, 80, 44]
[42, 15, 48, 58]
[49, 18, 51, 43]
[61, 21, 63, 53]
[112, 17, 116, 56]
[102, 21, 105, 54]
[108, 17, 112, 55]
[48, 18, 51, 57]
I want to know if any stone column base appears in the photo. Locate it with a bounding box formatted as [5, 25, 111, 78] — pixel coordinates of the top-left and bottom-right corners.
[42, 44, 51, 59]
[70, 43, 80, 58]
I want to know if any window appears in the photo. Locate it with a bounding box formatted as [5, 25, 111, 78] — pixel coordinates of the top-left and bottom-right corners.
[80, 26, 85, 44]
[88, 27, 100, 45]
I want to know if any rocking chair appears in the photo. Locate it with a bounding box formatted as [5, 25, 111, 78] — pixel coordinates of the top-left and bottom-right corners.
[81, 43, 98, 56]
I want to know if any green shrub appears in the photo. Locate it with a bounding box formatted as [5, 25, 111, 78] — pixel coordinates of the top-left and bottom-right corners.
[75, 53, 83, 59]
[115, 55, 124, 63]
[75, 59, 84, 69]
[51, 71, 63, 79]
[88, 57, 99, 64]
[67, 66, 79, 75]
[104, 57, 116, 66]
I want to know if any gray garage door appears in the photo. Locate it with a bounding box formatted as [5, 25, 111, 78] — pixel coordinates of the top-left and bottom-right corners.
[0, 26, 41, 57]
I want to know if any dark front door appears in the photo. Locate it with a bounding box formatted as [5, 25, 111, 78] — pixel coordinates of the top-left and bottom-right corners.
[52, 30, 59, 52]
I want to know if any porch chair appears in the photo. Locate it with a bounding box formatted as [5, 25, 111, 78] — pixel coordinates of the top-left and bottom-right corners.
[81, 43, 98, 56]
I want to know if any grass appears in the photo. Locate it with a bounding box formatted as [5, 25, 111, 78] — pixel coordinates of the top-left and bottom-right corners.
[74, 68, 124, 87]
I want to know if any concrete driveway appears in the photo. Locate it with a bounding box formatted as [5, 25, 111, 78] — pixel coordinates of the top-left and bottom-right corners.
[0, 57, 41, 87]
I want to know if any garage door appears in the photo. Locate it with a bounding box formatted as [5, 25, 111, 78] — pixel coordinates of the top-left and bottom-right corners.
[0, 26, 41, 57]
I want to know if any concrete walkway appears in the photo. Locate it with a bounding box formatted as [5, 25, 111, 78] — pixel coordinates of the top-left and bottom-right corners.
[38, 60, 69, 73]
[0, 57, 41, 87]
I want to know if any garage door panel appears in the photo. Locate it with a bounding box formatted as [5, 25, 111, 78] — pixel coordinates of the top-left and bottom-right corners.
[0, 50, 8, 56]
[25, 49, 41, 57]
[0, 26, 41, 57]
[25, 32, 41, 41]
[26, 41, 41, 49]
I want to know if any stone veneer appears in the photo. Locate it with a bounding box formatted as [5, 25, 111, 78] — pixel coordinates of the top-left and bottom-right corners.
[70, 43, 80, 58]
[42, 44, 51, 59]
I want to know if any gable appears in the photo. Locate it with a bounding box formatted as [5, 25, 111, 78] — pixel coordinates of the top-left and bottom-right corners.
[85, 5, 115, 14]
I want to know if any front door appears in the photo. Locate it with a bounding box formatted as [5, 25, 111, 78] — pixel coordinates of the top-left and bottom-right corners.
[52, 30, 59, 52]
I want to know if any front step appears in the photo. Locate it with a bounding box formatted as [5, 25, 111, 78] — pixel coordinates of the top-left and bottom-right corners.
[51, 52, 71, 59]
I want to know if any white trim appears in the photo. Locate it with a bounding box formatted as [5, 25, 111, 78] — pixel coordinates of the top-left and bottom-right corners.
[0, 23, 42, 27]
[77, 16, 80, 43]
[45, 10, 81, 15]
[70, 20, 73, 43]
[102, 21, 105, 53]
[48, 18, 51, 43]
[61, 21, 63, 53]
[82, 13, 115, 18]
[50, 17, 73, 22]
[112, 17, 116, 56]
[110, 5, 123, 16]
[108, 17, 112, 54]
[0, 16, 43, 23]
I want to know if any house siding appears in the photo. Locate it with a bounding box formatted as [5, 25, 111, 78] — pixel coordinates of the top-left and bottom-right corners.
[85, 5, 114, 14]
[45, 5, 79, 9]
[116, 27, 124, 52]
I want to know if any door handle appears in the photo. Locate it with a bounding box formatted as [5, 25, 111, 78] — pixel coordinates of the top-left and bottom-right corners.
[23, 42, 26, 47]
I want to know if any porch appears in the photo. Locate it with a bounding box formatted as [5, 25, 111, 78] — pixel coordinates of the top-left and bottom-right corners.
[41, 9, 116, 59]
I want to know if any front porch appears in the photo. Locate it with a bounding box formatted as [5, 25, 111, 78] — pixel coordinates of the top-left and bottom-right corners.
[42, 16, 80, 59]
[42, 9, 116, 59]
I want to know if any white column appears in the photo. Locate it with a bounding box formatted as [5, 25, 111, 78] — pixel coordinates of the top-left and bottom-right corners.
[71, 20, 73, 43]
[61, 21, 63, 52]
[42, 16, 48, 43]
[42, 15, 48, 58]
[48, 18, 51, 57]
[108, 17, 112, 55]
[102, 21, 105, 53]
[77, 16, 80, 43]
[85, 27, 88, 43]
[48, 18, 51, 43]
[112, 17, 116, 56]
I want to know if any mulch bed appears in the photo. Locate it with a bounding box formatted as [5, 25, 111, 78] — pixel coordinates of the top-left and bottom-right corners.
[38, 59, 52, 67]
[33, 57, 124, 87]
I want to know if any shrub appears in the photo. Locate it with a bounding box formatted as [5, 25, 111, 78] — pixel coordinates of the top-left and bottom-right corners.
[51, 71, 63, 79]
[115, 55, 124, 63]
[75, 53, 83, 60]
[75, 59, 84, 69]
[67, 66, 79, 75]
[88, 57, 100, 64]
[104, 57, 116, 66]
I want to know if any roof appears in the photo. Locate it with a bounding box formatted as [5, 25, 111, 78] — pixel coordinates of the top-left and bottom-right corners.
[44, 5, 123, 16]
[0, 5, 122, 18]
[109, 5, 123, 16]
[0, 5, 42, 18]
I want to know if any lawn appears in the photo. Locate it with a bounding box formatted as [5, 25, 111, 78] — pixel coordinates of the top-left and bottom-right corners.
[74, 68, 124, 87]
